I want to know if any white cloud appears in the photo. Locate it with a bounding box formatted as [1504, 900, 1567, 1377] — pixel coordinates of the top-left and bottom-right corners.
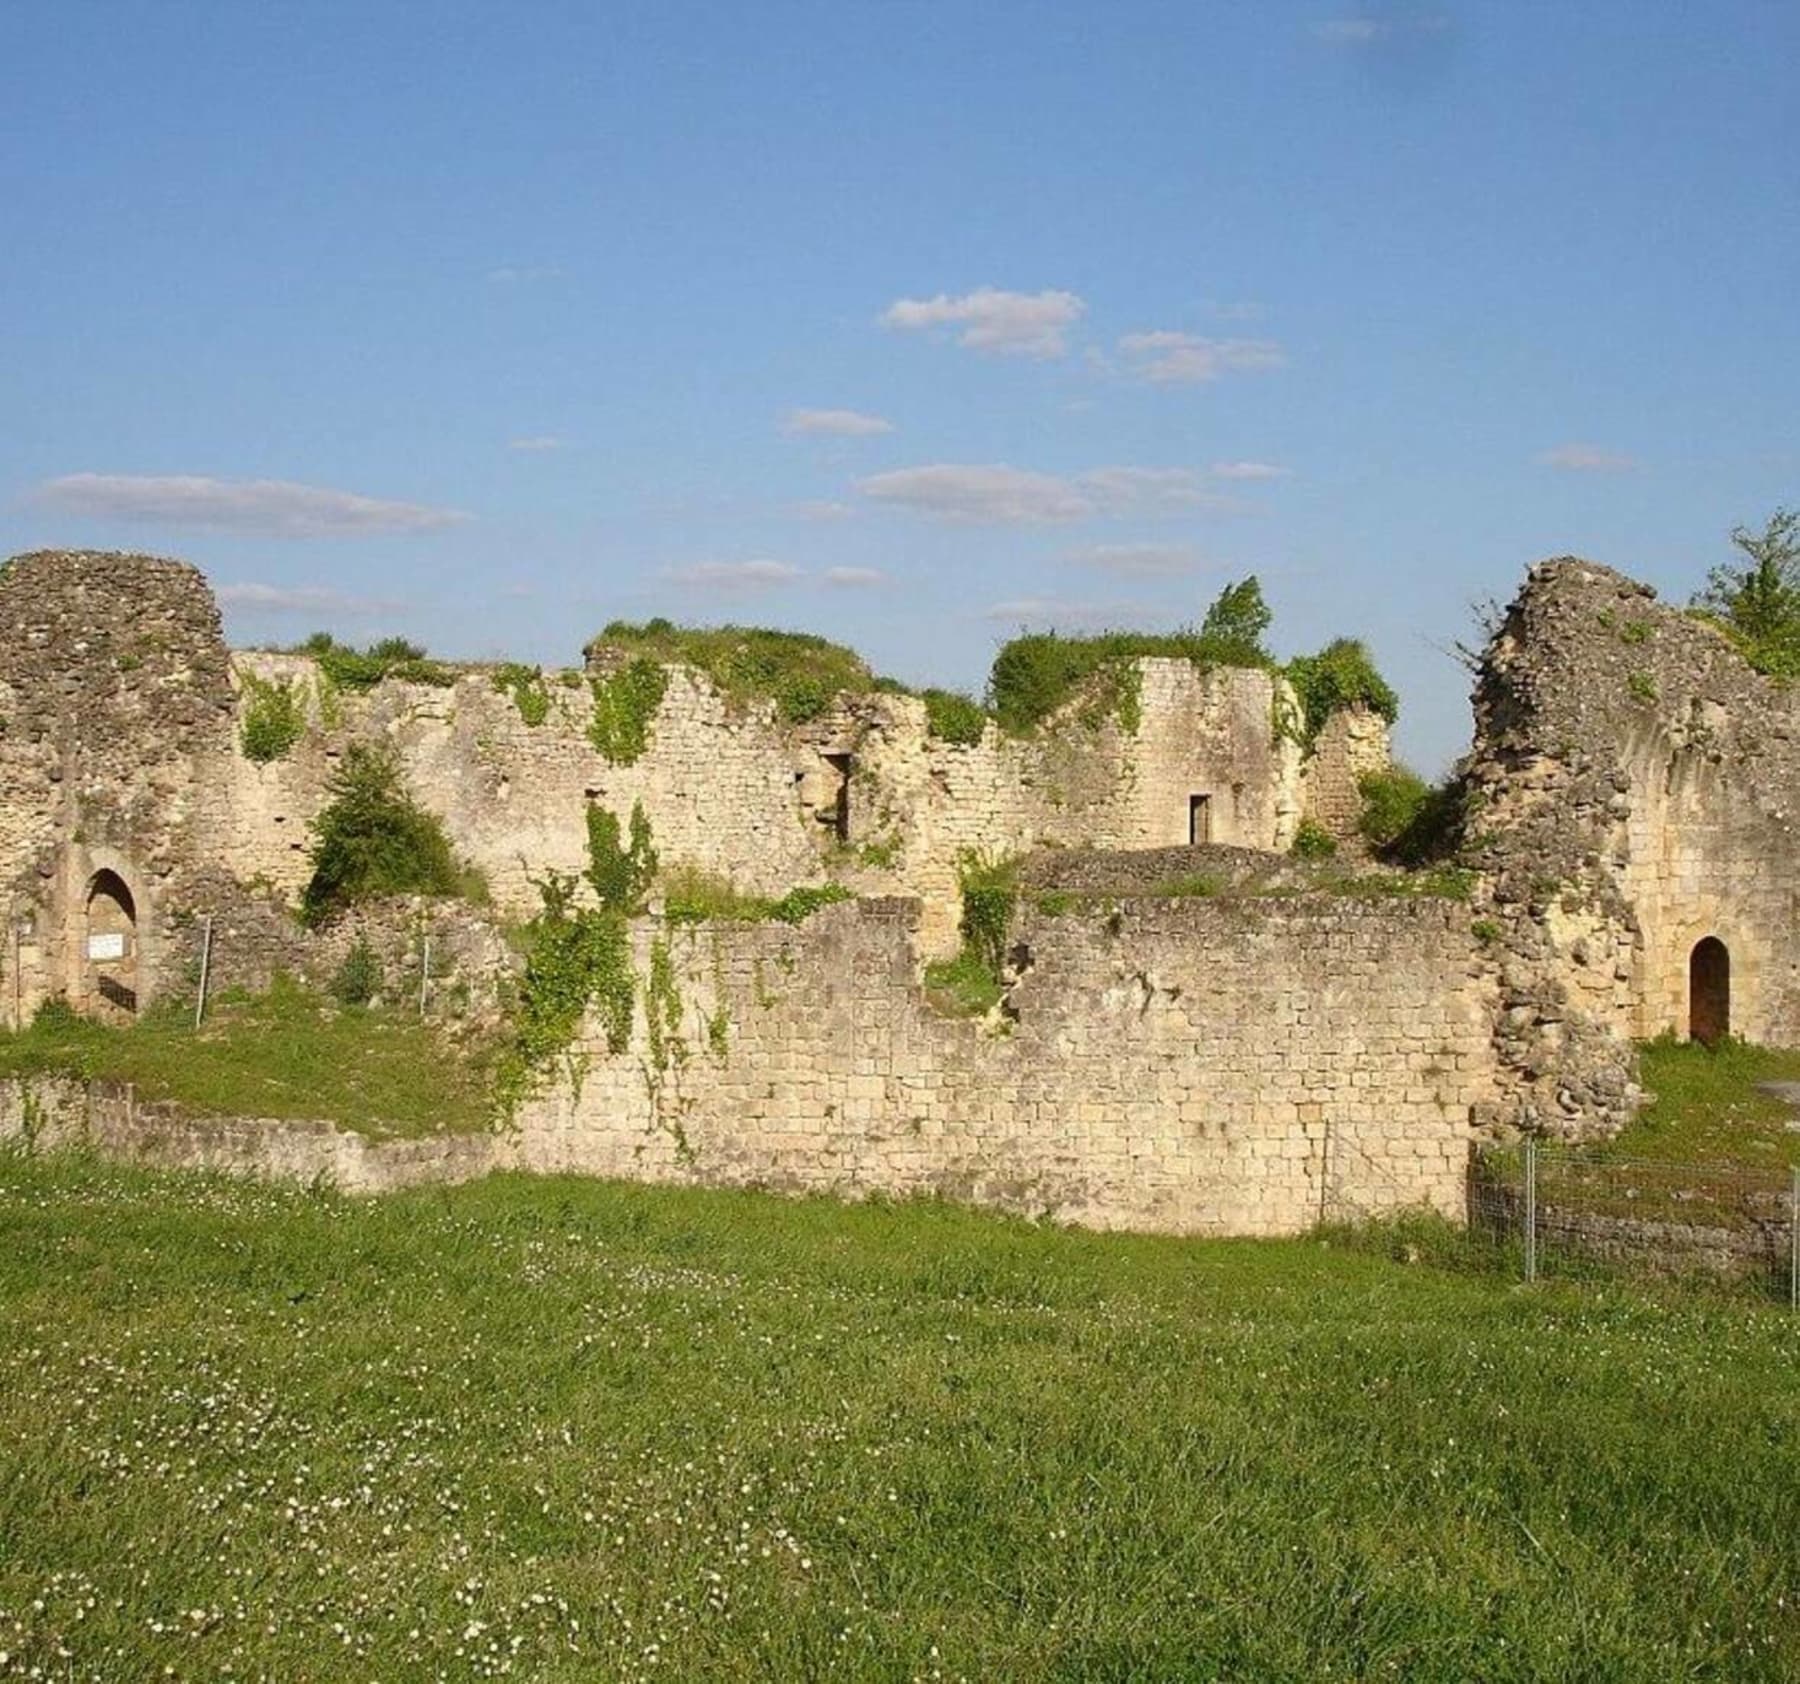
[1077, 466, 1236, 514]
[1538, 443, 1637, 472]
[216, 581, 402, 615]
[508, 436, 567, 452]
[1209, 460, 1290, 481]
[1313, 18, 1387, 43]
[859, 463, 1237, 525]
[980, 596, 1155, 628]
[881, 287, 1086, 359]
[823, 566, 887, 588]
[1314, 12, 1450, 44]
[1117, 332, 1287, 385]
[1066, 543, 1206, 578]
[792, 500, 856, 522]
[661, 560, 803, 591]
[34, 474, 467, 538]
[781, 408, 894, 437]
[859, 464, 1093, 525]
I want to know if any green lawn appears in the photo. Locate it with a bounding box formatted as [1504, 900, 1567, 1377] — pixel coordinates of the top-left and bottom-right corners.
[0, 978, 493, 1139]
[1605, 1036, 1800, 1178]
[0, 1154, 1795, 1681]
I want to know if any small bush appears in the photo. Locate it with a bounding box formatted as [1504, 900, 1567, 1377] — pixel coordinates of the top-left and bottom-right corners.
[297, 632, 455, 691]
[957, 854, 1018, 976]
[1358, 767, 1463, 867]
[300, 744, 465, 927]
[239, 669, 306, 763]
[587, 658, 669, 764]
[329, 941, 382, 1007]
[1291, 818, 1338, 860]
[1284, 639, 1399, 749]
[923, 949, 1005, 1018]
[922, 689, 988, 746]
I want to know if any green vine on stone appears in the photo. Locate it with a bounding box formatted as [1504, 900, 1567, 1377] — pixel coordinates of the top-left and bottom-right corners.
[492, 662, 551, 726]
[239, 668, 307, 763]
[587, 658, 669, 764]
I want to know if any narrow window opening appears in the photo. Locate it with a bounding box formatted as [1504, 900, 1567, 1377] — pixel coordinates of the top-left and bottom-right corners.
[1689, 936, 1730, 1046]
[824, 753, 854, 843]
[1188, 793, 1213, 846]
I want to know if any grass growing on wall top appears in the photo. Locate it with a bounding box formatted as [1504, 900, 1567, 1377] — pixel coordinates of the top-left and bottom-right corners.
[0, 982, 492, 1138]
[1, 1154, 1797, 1680]
[585, 619, 875, 724]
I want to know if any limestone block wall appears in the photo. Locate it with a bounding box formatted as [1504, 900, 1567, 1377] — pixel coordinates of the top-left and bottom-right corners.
[516, 895, 1494, 1236]
[1299, 703, 1392, 840]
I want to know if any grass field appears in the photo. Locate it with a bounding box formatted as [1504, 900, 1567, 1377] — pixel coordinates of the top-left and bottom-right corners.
[1, 1153, 1796, 1681]
[1606, 1036, 1800, 1177]
[0, 979, 491, 1138]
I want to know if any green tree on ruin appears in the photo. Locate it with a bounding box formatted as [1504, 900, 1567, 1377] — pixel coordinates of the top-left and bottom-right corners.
[1695, 508, 1800, 676]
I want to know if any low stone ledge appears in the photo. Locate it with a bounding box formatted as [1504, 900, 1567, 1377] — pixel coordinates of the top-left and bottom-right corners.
[0, 1075, 499, 1194]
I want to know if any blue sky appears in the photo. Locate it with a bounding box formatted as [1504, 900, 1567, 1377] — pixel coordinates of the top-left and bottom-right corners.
[3, 2, 1796, 771]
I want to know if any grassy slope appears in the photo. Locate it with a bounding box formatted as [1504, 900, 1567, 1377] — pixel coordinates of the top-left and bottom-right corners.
[0, 980, 492, 1138]
[1, 1155, 1796, 1681]
[1604, 1037, 1800, 1178]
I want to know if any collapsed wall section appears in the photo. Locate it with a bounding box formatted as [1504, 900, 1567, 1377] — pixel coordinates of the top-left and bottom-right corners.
[1466, 557, 1800, 1136]
[516, 895, 1494, 1236]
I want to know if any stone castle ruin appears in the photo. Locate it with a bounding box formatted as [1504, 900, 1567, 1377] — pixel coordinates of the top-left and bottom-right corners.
[2, 547, 1791, 1232]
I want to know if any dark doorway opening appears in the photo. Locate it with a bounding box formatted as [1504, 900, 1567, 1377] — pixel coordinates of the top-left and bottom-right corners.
[85, 870, 139, 1017]
[1188, 794, 1213, 846]
[824, 754, 854, 843]
[1689, 936, 1730, 1046]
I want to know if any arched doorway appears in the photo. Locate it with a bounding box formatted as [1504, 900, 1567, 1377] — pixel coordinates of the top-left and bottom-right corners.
[84, 870, 139, 1017]
[1689, 936, 1730, 1046]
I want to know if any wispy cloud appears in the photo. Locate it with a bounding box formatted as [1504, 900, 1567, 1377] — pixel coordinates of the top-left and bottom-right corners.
[34, 474, 467, 538]
[1537, 443, 1638, 473]
[487, 264, 565, 284]
[1079, 466, 1236, 514]
[882, 287, 1086, 359]
[781, 408, 894, 437]
[1209, 460, 1290, 481]
[859, 464, 1093, 525]
[508, 436, 567, 452]
[217, 581, 404, 615]
[1117, 332, 1287, 385]
[661, 559, 803, 592]
[791, 500, 856, 522]
[823, 566, 887, 588]
[1066, 543, 1207, 578]
[980, 596, 1157, 628]
[859, 463, 1236, 525]
[1312, 13, 1449, 46]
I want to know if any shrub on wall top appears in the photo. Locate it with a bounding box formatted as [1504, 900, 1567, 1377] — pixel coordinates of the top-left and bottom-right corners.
[238, 668, 306, 763]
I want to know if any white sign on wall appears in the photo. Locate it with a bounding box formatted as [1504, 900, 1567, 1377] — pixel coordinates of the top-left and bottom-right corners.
[87, 932, 127, 962]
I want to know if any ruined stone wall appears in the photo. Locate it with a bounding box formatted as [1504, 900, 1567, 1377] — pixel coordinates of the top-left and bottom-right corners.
[1466, 557, 1800, 1136]
[516, 895, 1493, 1236]
[1299, 703, 1392, 840]
[216, 648, 1307, 953]
[0, 552, 239, 1022]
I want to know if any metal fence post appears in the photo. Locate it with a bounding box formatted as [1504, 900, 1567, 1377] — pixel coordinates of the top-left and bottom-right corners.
[193, 915, 214, 1030]
[1790, 1166, 1799, 1313]
[1523, 1137, 1538, 1285]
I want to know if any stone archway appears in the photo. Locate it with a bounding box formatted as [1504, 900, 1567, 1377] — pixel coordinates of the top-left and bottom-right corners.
[84, 869, 140, 1018]
[1688, 936, 1730, 1047]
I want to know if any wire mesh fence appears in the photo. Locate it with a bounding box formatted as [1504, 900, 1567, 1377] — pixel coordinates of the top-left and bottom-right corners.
[1470, 1141, 1800, 1304]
